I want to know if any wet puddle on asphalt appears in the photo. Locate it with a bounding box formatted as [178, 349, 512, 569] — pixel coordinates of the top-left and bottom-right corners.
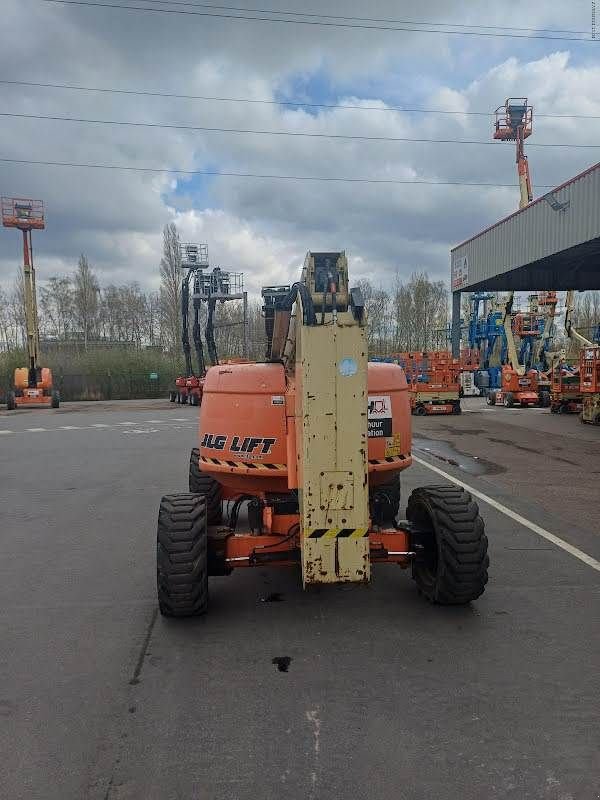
[413, 436, 506, 476]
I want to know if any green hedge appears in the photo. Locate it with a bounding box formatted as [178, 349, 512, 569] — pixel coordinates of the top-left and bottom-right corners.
[0, 348, 186, 402]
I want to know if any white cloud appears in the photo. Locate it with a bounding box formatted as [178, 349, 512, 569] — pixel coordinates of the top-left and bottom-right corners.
[0, 1, 598, 298]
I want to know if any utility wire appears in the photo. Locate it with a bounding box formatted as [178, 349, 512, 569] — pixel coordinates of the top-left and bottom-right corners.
[2, 111, 599, 148]
[3, 79, 600, 120]
[39, 0, 596, 41]
[0, 157, 561, 188]
[84, 0, 590, 36]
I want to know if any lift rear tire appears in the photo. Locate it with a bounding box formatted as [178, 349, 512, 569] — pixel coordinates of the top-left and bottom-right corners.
[414, 405, 427, 416]
[6, 391, 16, 411]
[189, 448, 222, 524]
[452, 402, 461, 414]
[503, 392, 514, 408]
[157, 493, 208, 617]
[486, 392, 496, 406]
[407, 485, 488, 605]
[51, 390, 60, 409]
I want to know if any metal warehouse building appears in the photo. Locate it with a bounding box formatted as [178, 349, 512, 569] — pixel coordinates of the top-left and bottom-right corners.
[450, 161, 600, 355]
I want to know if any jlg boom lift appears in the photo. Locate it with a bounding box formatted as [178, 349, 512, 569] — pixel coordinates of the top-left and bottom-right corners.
[1, 197, 59, 410]
[156, 252, 489, 617]
[488, 100, 544, 408]
[550, 291, 598, 414]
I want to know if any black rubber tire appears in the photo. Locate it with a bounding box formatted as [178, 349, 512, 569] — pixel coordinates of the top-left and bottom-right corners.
[540, 392, 551, 408]
[189, 448, 222, 524]
[370, 473, 401, 524]
[157, 493, 208, 617]
[452, 402, 462, 415]
[503, 392, 514, 408]
[414, 404, 427, 416]
[6, 391, 16, 411]
[51, 390, 60, 409]
[557, 403, 565, 414]
[407, 485, 488, 605]
[486, 392, 496, 406]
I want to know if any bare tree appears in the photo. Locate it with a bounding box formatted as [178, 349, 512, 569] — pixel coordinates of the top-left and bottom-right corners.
[73, 254, 100, 350]
[40, 276, 74, 340]
[159, 223, 182, 351]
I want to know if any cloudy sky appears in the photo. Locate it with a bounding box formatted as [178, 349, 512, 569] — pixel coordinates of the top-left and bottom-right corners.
[0, 0, 598, 297]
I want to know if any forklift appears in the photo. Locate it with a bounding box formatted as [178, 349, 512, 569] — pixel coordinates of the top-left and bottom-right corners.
[1, 197, 59, 410]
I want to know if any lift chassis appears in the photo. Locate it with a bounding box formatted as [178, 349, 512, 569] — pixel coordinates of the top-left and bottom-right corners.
[157, 252, 489, 617]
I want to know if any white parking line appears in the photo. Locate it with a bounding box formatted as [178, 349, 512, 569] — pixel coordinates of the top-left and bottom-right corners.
[59, 426, 81, 430]
[412, 454, 600, 573]
[92, 423, 110, 428]
[117, 421, 136, 426]
[27, 427, 47, 432]
[0, 430, 12, 435]
[170, 418, 188, 422]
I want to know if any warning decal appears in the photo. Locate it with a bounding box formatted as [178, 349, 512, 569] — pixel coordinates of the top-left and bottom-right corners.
[368, 395, 392, 438]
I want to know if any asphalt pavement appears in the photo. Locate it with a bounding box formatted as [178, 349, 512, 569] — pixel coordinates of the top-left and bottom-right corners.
[0, 399, 598, 800]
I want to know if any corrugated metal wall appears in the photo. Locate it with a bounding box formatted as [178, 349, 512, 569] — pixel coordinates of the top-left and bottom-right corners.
[450, 164, 600, 290]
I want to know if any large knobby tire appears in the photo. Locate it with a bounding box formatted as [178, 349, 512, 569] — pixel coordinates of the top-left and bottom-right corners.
[189, 448, 222, 524]
[486, 392, 496, 406]
[6, 391, 16, 411]
[414, 404, 427, 416]
[51, 390, 60, 409]
[407, 485, 488, 605]
[157, 493, 208, 617]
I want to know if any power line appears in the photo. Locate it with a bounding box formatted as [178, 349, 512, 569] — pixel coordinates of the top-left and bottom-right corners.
[39, 0, 595, 41]
[0, 156, 560, 187]
[88, 0, 590, 36]
[3, 111, 599, 148]
[3, 79, 600, 120]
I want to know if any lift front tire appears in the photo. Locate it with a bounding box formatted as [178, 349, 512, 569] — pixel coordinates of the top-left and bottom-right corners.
[6, 391, 16, 411]
[157, 493, 208, 617]
[189, 448, 222, 524]
[407, 485, 488, 605]
[414, 405, 427, 416]
[51, 390, 60, 409]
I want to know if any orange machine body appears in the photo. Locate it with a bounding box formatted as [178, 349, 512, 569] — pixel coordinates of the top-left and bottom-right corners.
[489, 366, 539, 407]
[12, 367, 54, 407]
[198, 361, 412, 497]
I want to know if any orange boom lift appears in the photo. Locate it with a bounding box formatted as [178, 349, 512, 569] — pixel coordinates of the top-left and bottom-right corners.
[1, 198, 59, 410]
[156, 252, 489, 617]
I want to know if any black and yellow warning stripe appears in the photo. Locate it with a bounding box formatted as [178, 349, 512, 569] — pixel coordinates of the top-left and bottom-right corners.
[368, 453, 411, 465]
[200, 455, 286, 471]
[305, 527, 369, 539]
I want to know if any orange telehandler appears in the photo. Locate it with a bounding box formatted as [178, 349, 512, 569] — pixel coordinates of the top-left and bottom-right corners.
[156, 251, 488, 617]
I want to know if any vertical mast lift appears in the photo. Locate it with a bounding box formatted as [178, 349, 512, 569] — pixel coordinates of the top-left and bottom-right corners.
[1, 197, 59, 410]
